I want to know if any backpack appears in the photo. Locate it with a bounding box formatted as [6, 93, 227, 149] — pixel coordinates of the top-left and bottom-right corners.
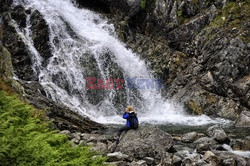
[129, 113, 139, 129]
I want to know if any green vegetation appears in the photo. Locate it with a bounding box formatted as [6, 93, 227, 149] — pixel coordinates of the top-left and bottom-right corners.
[0, 91, 106, 166]
[209, 1, 250, 42]
[140, 0, 154, 10]
[188, 100, 203, 115]
[141, 0, 147, 9]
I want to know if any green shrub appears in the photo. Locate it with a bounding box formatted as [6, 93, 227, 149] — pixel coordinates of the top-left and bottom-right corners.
[141, 0, 146, 9]
[0, 91, 106, 166]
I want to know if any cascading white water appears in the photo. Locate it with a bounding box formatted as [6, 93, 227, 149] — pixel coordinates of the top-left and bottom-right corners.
[12, 0, 229, 125]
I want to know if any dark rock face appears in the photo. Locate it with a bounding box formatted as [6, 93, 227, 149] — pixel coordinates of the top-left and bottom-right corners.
[0, 0, 13, 13]
[2, 12, 37, 81]
[115, 126, 173, 160]
[30, 10, 52, 60]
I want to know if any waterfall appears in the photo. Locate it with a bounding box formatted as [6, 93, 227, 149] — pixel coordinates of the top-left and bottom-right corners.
[12, 0, 229, 125]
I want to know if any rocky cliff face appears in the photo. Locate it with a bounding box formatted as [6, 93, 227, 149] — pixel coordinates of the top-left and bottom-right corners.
[79, 0, 250, 121]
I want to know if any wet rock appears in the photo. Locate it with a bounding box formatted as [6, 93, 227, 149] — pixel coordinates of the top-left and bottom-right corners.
[116, 126, 173, 159]
[11, 5, 26, 28]
[30, 10, 52, 60]
[206, 125, 229, 143]
[2, 12, 37, 81]
[107, 152, 129, 162]
[235, 111, 250, 128]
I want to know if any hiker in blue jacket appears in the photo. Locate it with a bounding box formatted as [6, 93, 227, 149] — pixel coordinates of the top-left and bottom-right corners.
[117, 106, 139, 138]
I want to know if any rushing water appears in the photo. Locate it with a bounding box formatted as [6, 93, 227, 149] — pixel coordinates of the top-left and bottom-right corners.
[12, 0, 230, 125]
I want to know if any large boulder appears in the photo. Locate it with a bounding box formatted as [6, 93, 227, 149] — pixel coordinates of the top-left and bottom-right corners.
[115, 126, 173, 160]
[235, 111, 250, 128]
[206, 125, 229, 143]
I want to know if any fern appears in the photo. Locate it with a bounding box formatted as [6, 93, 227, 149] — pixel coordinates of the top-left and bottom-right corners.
[0, 91, 107, 165]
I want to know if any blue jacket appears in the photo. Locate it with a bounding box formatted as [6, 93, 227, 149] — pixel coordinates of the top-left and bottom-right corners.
[123, 112, 136, 127]
[123, 112, 130, 127]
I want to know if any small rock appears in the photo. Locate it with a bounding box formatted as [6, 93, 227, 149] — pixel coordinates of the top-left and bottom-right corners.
[108, 142, 117, 153]
[60, 130, 72, 138]
[72, 132, 81, 141]
[172, 155, 182, 166]
[194, 137, 217, 145]
[196, 143, 212, 154]
[175, 149, 192, 159]
[181, 132, 198, 143]
[144, 157, 154, 165]
[202, 151, 215, 162]
[206, 125, 229, 143]
[107, 152, 129, 162]
[79, 140, 86, 145]
[159, 152, 172, 165]
[71, 138, 79, 144]
[173, 136, 182, 141]
[223, 158, 236, 166]
[136, 160, 147, 166]
[235, 111, 250, 128]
